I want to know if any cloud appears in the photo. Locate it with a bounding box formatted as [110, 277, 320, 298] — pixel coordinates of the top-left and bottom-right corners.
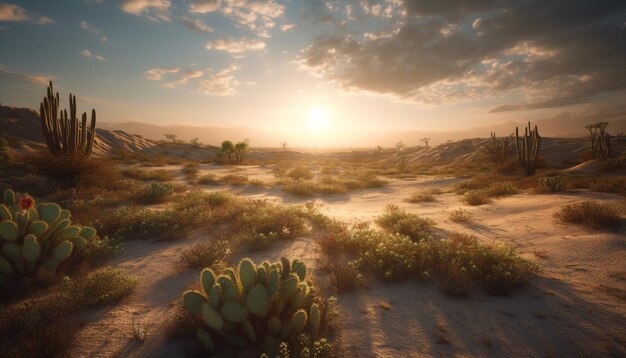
[80, 50, 107, 61]
[145, 64, 245, 96]
[0, 64, 55, 85]
[120, 0, 171, 22]
[197, 65, 242, 96]
[220, 0, 285, 38]
[144, 67, 180, 80]
[297, 0, 626, 112]
[280, 23, 295, 31]
[189, 0, 219, 14]
[80, 20, 109, 42]
[0, 3, 54, 24]
[180, 16, 213, 33]
[163, 69, 204, 88]
[206, 37, 265, 53]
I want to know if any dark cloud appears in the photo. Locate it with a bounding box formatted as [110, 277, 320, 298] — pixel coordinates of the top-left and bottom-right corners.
[298, 0, 626, 112]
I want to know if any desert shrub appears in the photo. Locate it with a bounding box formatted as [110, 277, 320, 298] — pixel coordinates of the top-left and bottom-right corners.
[198, 174, 220, 185]
[248, 179, 266, 187]
[181, 258, 335, 355]
[406, 190, 436, 203]
[554, 201, 622, 229]
[121, 168, 174, 181]
[64, 268, 136, 306]
[134, 182, 174, 204]
[235, 202, 308, 249]
[462, 190, 491, 205]
[0, 136, 10, 166]
[179, 240, 232, 269]
[182, 163, 200, 177]
[454, 178, 490, 195]
[486, 181, 518, 197]
[351, 228, 425, 281]
[601, 157, 625, 171]
[0, 293, 79, 357]
[288, 166, 314, 180]
[376, 205, 434, 242]
[449, 208, 473, 223]
[589, 177, 626, 194]
[434, 234, 540, 296]
[327, 262, 364, 292]
[282, 180, 317, 196]
[538, 176, 566, 193]
[27, 153, 128, 189]
[222, 174, 248, 186]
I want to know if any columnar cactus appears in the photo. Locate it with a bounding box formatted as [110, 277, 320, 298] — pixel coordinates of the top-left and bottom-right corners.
[0, 189, 97, 285]
[183, 258, 322, 354]
[485, 132, 509, 164]
[515, 122, 541, 176]
[585, 122, 612, 159]
[40, 81, 96, 156]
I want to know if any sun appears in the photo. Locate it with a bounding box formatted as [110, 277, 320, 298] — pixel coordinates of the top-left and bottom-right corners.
[307, 107, 330, 133]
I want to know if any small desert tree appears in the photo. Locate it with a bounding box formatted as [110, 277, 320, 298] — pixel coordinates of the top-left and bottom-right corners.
[420, 137, 431, 148]
[279, 141, 288, 151]
[396, 141, 408, 171]
[164, 133, 178, 144]
[585, 122, 611, 159]
[233, 139, 250, 164]
[376, 145, 383, 153]
[219, 140, 235, 163]
[190, 137, 201, 148]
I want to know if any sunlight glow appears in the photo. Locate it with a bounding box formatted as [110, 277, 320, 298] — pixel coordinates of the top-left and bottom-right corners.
[306, 107, 330, 133]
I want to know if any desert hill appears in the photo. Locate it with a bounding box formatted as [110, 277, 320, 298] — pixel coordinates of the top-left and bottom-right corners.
[1, 105, 624, 167]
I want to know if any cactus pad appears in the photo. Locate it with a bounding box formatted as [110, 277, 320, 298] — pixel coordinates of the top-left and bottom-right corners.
[183, 290, 207, 315]
[0, 220, 18, 241]
[221, 302, 248, 322]
[37, 203, 61, 223]
[246, 285, 270, 316]
[22, 235, 41, 263]
[202, 303, 224, 330]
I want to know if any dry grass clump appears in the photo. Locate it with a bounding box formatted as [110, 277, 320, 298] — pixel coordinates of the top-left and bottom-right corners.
[486, 181, 519, 197]
[222, 174, 248, 186]
[554, 201, 622, 229]
[234, 202, 309, 250]
[182, 163, 200, 180]
[179, 240, 232, 269]
[462, 190, 492, 205]
[64, 268, 137, 306]
[406, 190, 436, 203]
[122, 168, 174, 181]
[281, 171, 386, 196]
[566, 176, 626, 194]
[0, 268, 137, 357]
[288, 165, 314, 180]
[197, 173, 220, 185]
[376, 205, 434, 242]
[601, 157, 625, 171]
[537, 176, 566, 193]
[449, 208, 473, 223]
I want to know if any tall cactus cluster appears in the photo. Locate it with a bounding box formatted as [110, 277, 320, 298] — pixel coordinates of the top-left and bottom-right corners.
[0, 189, 97, 285]
[515, 122, 541, 176]
[485, 132, 510, 164]
[183, 258, 323, 354]
[39, 81, 96, 156]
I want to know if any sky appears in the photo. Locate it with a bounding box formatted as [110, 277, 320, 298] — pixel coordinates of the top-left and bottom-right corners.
[0, 0, 625, 147]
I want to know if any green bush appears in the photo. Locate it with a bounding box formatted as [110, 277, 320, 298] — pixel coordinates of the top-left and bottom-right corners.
[179, 240, 233, 269]
[376, 205, 434, 242]
[65, 268, 136, 306]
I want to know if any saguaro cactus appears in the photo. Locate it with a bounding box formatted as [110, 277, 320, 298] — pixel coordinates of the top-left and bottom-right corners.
[39, 81, 96, 156]
[515, 122, 541, 176]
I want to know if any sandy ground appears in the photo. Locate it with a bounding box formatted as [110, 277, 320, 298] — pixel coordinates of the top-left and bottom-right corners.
[67, 164, 626, 358]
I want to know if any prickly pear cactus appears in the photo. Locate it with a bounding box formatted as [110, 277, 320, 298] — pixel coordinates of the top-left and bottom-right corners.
[183, 257, 323, 353]
[0, 189, 98, 284]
